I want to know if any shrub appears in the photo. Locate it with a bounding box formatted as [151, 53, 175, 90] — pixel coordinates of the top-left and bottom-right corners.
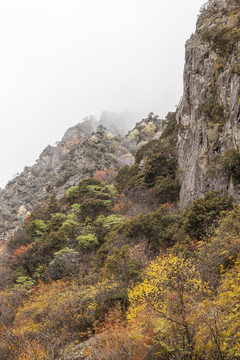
[61, 213, 80, 238]
[80, 198, 111, 221]
[77, 233, 98, 250]
[33, 220, 47, 237]
[65, 186, 79, 202]
[200, 99, 226, 125]
[141, 121, 156, 136]
[94, 215, 124, 243]
[47, 213, 67, 232]
[202, 25, 240, 58]
[153, 175, 181, 204]
[161, 111, 177, 141]
[107, 205, 182, 249]
[48, 247, 80, 280]
[129, 129, 139, 143]
[78, 178, 116, 203]
[143, 151, 177, 187]
[115, 164, 139, 193]
[218, 148, 240, 180]
[184, 191, 233, 240]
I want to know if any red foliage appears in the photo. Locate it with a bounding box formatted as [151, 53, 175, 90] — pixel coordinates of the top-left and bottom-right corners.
[12, 244, 33, 265]
[94, 168, 116, 184]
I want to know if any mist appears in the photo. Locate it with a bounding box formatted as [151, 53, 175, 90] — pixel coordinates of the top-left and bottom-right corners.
[0, 0, 205, 188]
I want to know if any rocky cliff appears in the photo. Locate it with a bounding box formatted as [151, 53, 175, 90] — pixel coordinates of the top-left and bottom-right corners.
[0, 117, 135, 240]
[177, 0, 240, 207]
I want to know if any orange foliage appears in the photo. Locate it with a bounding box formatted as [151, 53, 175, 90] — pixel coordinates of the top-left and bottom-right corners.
[94, 167, 116, 184]
[112, 193, 133, 215]
[12, 244, 33, 265]
[84, 307, 154, 360]
[17, 341, 48, 360]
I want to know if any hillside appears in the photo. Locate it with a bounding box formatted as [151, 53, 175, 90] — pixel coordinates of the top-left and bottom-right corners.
[0, 116, 137, 241]
[0, 1, 240, 359]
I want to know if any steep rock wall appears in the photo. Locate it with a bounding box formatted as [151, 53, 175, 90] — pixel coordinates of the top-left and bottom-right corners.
[177, 0, 240, 207]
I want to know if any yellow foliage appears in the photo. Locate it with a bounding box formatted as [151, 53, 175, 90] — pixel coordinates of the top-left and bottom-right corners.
[193, 256, 240, 359]
[128, 252, 210, 357]
[128, 252, 207, 321]
[17, 341, 48, 360]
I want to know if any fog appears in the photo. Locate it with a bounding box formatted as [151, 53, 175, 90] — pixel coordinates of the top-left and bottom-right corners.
[0, 0, 205, 188]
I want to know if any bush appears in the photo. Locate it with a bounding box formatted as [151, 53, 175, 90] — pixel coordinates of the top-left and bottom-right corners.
[77, 233, 98, 250]
[80, 198, 111, 221]
[115, 164, 139, 192]
[184, 191, 233, 240]
[200, 99, 226, 125]
[218, 148, 240, 180]
[143, 151, 177, 187]
[47, 213, 67, 232]
[48, 247, 80, 280]
[153, 175, 181, 204]
[65, 186, 79, 203]
[202, 25, 240, 58]
[107, 205, 182, 249]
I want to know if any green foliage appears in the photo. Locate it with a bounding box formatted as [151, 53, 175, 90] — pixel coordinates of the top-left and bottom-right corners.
[47, 213, 67, 232]
[161, 111, 177, 141]
[71, 203, 81, 216]
[200, 99, 226, 125]
[143, 151, 177, 187]
[202, 25, 240, 58]
[80, 198, 110, 221]
[135, 140, 160, 164]
[94, 214, 123, 230]
[4, 106, 240, 360]
[65, 186, 79, 202]
[104, 245, 142, 282]
[33, 220, 47, 237]
[218, 148, 240, 180]
[115, 111, 179, 196]
[115, 164, 139, 192]
[78, 178, 116, 207]
[61, 213, 80, 237]
[108, 205, 182, 248]
[48, 247, 79, 280]
[184, 191, 233, 240]
[14, 276, 34, 289]
[153, 175, 181, 204]
[41, 229, 69, 253]
[77, 233, 98, 250]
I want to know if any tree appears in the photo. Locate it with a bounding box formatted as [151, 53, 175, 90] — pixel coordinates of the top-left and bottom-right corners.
[184, 191, 233, 240]
[128, 252, 209, 358]
[47, 247, 80, 280]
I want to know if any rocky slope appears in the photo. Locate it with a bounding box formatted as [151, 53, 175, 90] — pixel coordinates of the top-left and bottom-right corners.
[0, 117, 136, 240]
[177, 0, 240, 206]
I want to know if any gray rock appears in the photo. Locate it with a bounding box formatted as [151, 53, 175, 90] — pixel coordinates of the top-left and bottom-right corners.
[177, 0, 240, 207]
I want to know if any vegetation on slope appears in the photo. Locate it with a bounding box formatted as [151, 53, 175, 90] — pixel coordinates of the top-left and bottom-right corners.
[0, 109, 239, 360]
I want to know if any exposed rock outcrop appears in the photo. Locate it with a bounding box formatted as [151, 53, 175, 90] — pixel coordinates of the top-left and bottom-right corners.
[177, 0, 240, 207]
[0, 118, 135, 240]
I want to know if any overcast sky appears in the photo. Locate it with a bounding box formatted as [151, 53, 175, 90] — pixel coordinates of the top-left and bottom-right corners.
[0, 0, 205, 188]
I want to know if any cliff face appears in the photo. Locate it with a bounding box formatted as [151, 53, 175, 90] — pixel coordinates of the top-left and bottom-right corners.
[177, 0, 240, 207]
[0, 118, 135, 240]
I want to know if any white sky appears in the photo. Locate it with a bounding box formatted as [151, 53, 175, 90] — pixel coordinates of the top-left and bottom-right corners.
[0, 0, 205, 188]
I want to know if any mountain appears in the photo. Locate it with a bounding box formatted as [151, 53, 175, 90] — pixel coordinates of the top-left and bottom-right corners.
[0, 1, 240, 359]
[177, 0, 240, 206]
[0, 117, 136, 241]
